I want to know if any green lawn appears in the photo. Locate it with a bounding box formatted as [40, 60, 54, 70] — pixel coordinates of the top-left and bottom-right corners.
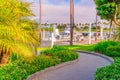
[60, 45, 94, 51]
[38, 45, 94, 52]
[37, 47, 50, 51]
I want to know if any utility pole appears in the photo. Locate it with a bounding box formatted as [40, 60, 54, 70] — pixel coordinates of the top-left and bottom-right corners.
[70, 0, 74, 45]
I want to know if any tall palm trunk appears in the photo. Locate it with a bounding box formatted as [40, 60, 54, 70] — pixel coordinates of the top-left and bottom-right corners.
[1, 48, 10, 64]
[39, 0, 42, 43]
[0, 44, 10, 64]
[70, 0, 74, 45]
[95, 12, 98, 41]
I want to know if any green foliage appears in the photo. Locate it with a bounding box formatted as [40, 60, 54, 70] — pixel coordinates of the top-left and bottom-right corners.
[0, 0, 39, 60]
[106, 46, 120, 57]
[41, 46, 67, 55]
[94, 41, 120, 80]
[42, 27, 53, 31]
[0, 55, 60, 80]
[54, 50, 79, 62]
[8, 52, 23, 63]
[94, 0, 108, 6]
[93, 41, 118, 54]
[94, 41, 120, 57]
[60, 45, 94, 51]
[0, 46, 79, 80]
[95, 57, 120, 80]
[94, 0, 120, 20]
[97, 2, 115, 20]
[57, 24, 67, 31]
[41, 46, 79, 62]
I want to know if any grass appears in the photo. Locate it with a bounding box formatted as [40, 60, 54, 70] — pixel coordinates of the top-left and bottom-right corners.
[37, 45, 94, 52]
[60, 45, 94, 52]
[37, 47, 50, 51]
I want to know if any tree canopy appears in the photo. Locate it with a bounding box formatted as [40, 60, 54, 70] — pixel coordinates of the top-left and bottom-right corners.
[0, 0, 39, 63]
[94, 0, 120, 25]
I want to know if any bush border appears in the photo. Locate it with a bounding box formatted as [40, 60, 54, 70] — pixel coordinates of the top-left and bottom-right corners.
[27, 59, 79, 80]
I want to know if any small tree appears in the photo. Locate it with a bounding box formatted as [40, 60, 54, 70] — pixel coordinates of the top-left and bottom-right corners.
[94, 0, 120, 39]
[0, 0, 39, 64]
[94, 0, 120, 25]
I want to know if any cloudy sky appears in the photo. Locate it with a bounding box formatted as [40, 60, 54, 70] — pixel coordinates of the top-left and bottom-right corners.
[27, 0, 97, 23]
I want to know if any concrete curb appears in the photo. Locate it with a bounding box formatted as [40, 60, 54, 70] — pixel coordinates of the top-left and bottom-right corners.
[75, 50, 114, 64]
[26, 59, 79, 80]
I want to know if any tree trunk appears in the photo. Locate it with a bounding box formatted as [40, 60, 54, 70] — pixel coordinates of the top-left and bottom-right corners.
[114, 5, 120, 26]
[1, 53, 10, 64]
[0, 45, 10, 64]
[0, 44, 4, 63]
[70, 0, 74, 45]
[109, 19, 112, 38]
[39, 0, 42, 45]
[95, 12, 98, 41]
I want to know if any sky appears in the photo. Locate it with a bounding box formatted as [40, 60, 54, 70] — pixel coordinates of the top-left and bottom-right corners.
[27, 0, 97, 23]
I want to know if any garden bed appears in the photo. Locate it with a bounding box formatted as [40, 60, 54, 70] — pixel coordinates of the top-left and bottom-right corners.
[93, 41, 120, 80]
[0, 46, 78, 80]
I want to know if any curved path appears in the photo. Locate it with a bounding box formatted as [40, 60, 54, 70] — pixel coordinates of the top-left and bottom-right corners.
[38, 52, 112, 80]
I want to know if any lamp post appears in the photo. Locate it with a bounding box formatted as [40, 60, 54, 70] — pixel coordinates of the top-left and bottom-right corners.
[70, 0, 74, 45]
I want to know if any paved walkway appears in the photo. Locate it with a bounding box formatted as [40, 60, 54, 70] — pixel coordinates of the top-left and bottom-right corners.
[38, 52, 112, 80]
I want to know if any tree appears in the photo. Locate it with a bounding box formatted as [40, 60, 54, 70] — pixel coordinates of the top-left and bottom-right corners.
[114, 27, 120, 41]
[39, 0, 42, 42]
[94, 0, 120, 39]
[95, 11, 98, 41]
[0, 0, 39, 64]
[94, 0, 120, 25]
[57, 24, 67, 31]
[70, 0, 74, 45]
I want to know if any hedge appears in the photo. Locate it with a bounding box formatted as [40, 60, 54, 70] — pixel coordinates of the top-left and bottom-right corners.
[94, 41, 120, 80]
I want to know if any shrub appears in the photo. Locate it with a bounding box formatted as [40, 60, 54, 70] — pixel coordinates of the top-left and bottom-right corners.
[8, 52, 23, 63]
[41, 46, 79, 62]
[40, 46, 67, 56]
[0, 55, 60, 80]
[0, 46, 79, 80]
[106, 46, 120, 57]
[94, 41, 120, 80]
[54, 50, 79, 62]
[114, 57, 120, 63]
[95, 58, 120, 80]
[93, 41, 119, 55]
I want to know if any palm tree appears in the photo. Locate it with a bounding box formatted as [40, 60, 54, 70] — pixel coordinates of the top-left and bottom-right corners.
[70, 0, 74, 45]
[95, 11, 98, 41]
[39, 0, 42, 42]
[0, 0, 39, 64]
